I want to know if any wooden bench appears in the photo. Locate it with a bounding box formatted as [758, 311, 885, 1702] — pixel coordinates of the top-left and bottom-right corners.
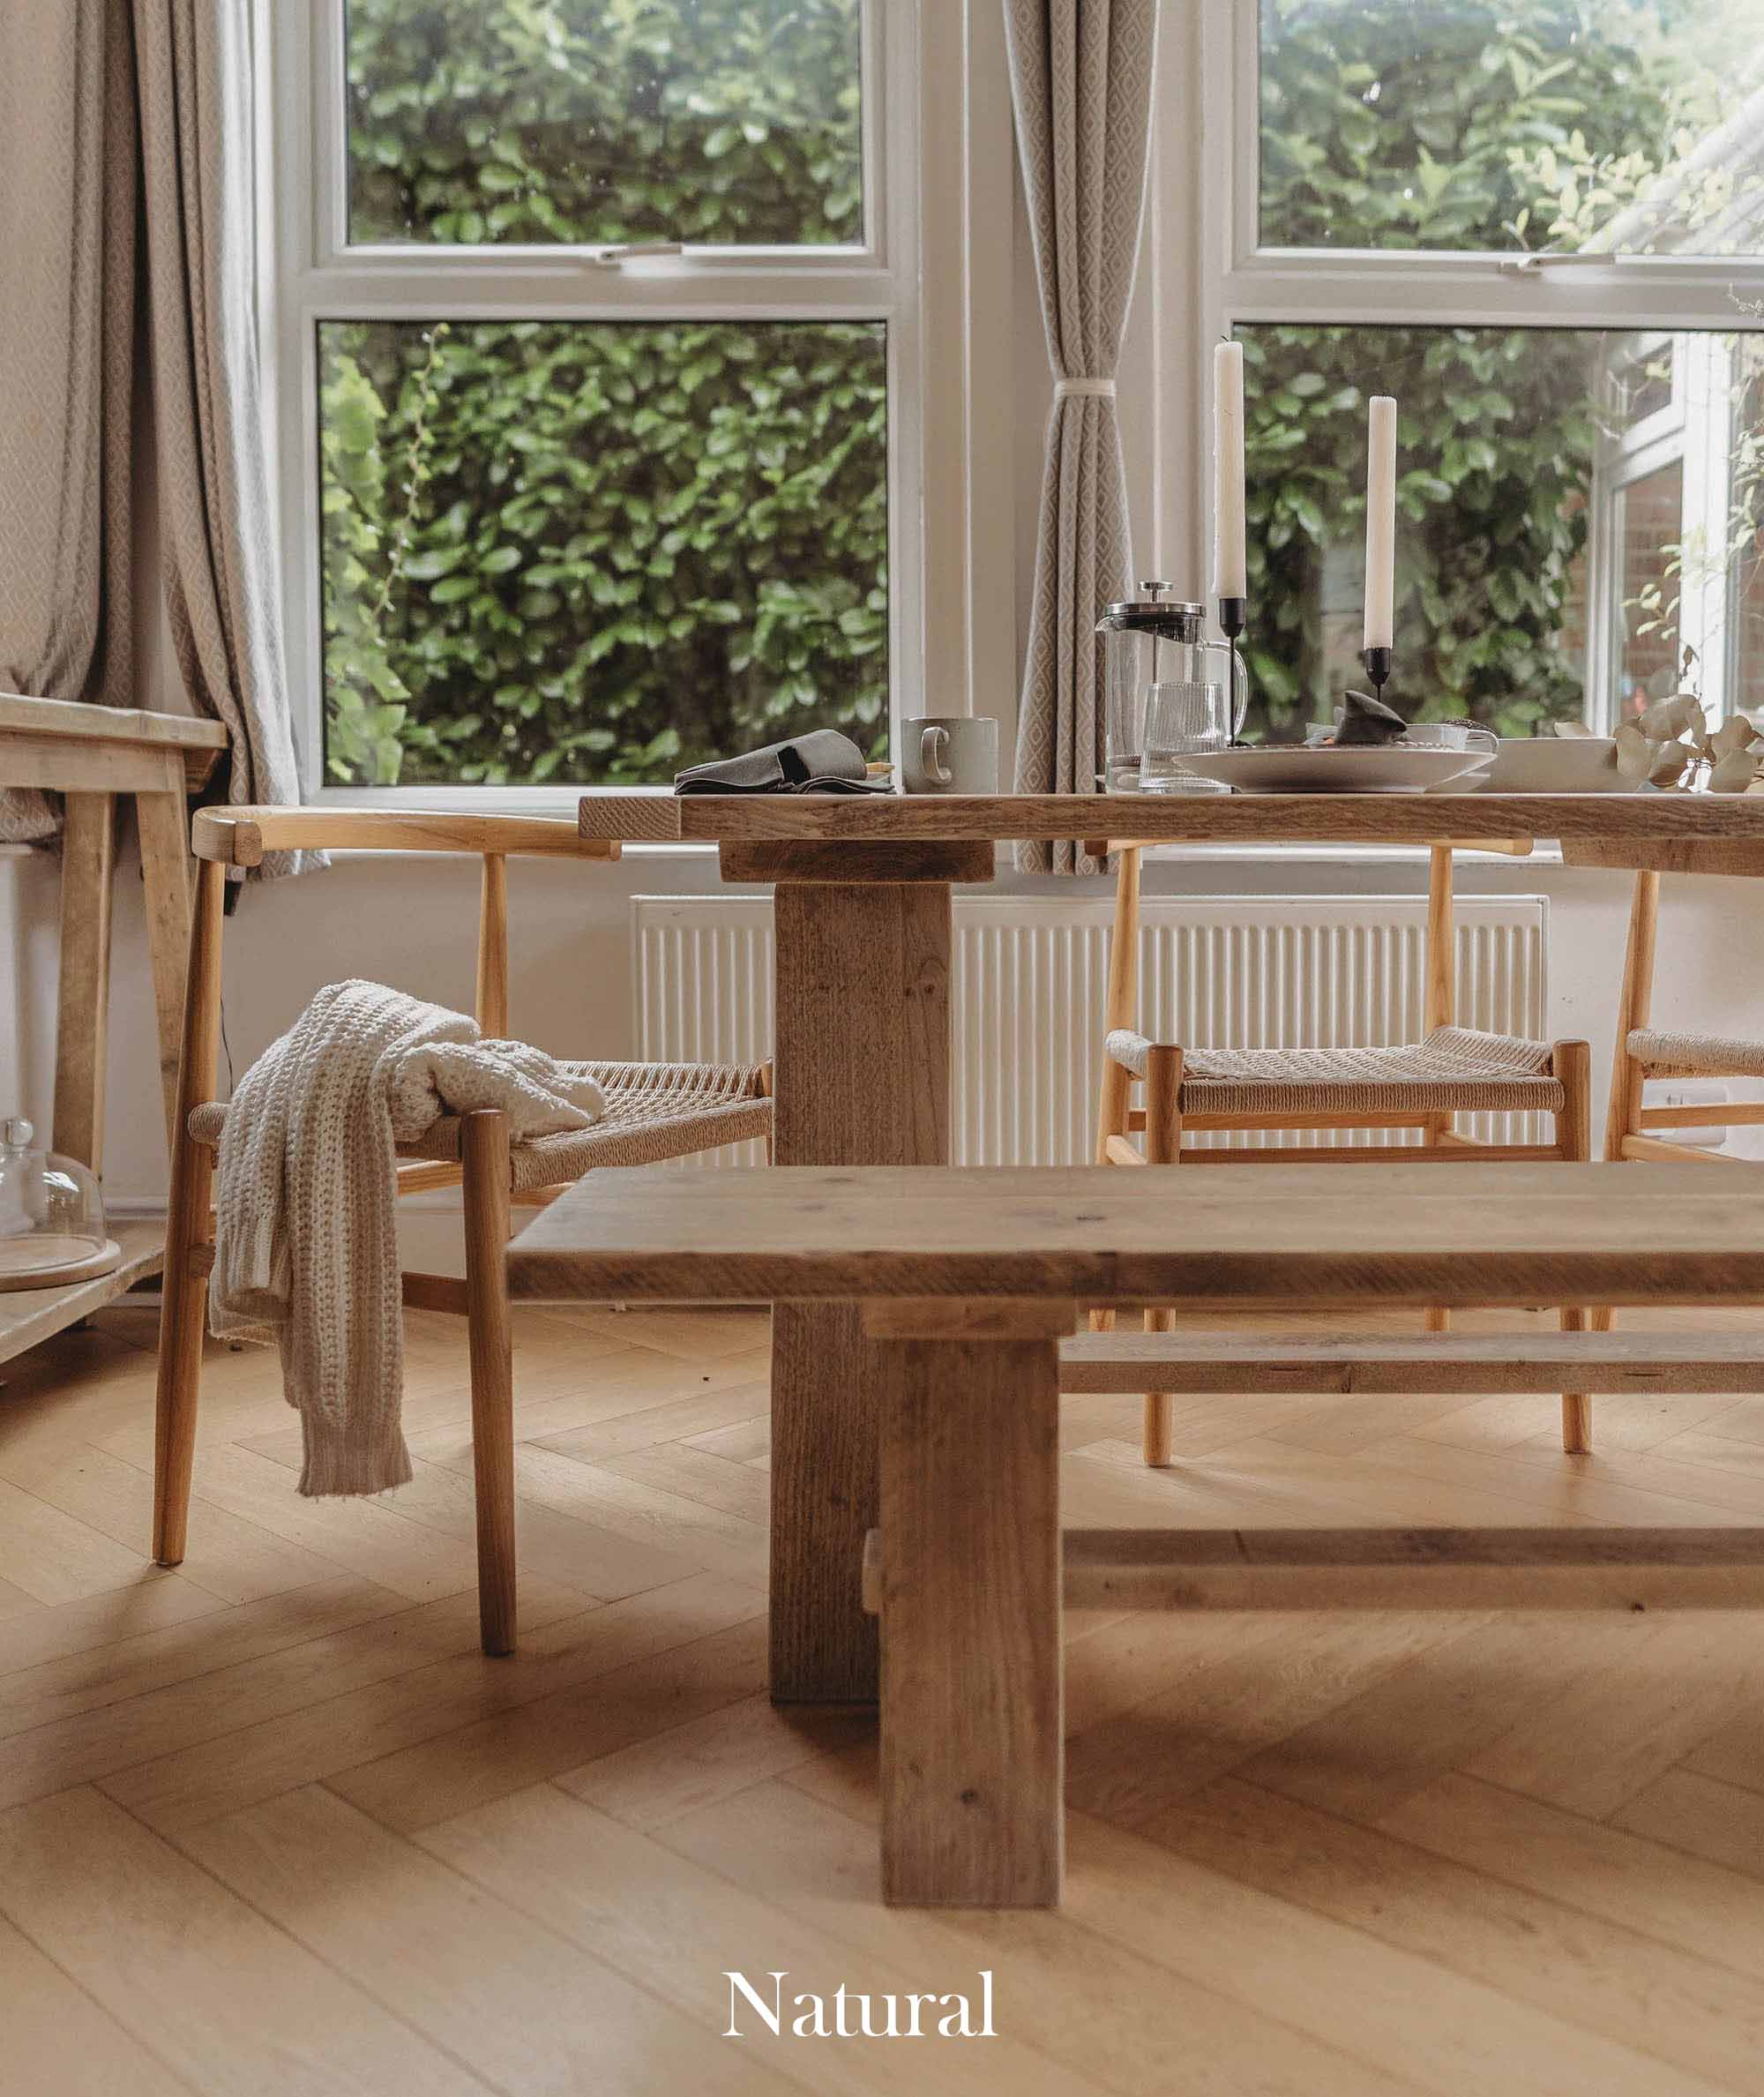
[508, 1160, 1764, 1911]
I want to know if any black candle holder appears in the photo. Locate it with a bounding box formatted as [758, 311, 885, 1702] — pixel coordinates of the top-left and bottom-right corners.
[1219, 595, 1250, 745]
[1362, 645, 1394, 698]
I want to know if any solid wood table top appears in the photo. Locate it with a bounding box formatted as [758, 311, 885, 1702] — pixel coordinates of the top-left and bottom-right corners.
[577, 790, 1764, 847]
[508, 1163, 1764, 1309]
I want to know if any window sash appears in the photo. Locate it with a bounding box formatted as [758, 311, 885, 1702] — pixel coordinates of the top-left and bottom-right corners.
[312, 0, 891, 271]
[1212, 0, 1764, 330]
[265, 0, 948, 804]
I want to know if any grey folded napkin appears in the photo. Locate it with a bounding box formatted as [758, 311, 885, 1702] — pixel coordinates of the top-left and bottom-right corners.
[674, 729, 892, 796]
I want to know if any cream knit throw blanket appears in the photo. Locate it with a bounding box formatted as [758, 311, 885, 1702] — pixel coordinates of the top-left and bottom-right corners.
[209, 980, 606, 1497]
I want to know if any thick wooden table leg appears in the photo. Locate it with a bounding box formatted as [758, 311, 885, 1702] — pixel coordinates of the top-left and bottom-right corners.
[878, 1330, 1064, 1906]
[53, 791, 116, 1171]
[768, 878, 953, 1706]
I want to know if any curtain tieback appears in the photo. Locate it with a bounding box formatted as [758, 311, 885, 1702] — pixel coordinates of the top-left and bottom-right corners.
[1052, 377, 1117, 401]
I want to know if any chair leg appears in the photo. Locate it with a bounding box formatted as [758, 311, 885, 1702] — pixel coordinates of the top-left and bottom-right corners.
[153, 858, 226, 1568]
[462, 1110, 517, 1656]
[1141, 1046, 1184, 1468]
[152, 1123, 212, 1565]
[1553, 1039, 1594, 1454]
[758, 1060, 774, 1165]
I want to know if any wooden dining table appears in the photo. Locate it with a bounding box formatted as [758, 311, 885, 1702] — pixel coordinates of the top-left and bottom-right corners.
[577, 789, 1764, 1707]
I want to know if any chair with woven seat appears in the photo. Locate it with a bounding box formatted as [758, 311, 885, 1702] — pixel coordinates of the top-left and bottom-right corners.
[153, 807, 773, 1656]
[1093, 841, 1593, 1466]
[1597, 844, 1764, 1172]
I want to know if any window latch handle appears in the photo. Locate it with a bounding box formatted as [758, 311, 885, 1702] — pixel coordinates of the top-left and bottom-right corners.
[585, 242, 684, 269]
[1499, 248, 1626, 276]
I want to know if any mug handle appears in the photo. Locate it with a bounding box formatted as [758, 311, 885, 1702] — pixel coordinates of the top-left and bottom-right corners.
[920, 724, 953, 788]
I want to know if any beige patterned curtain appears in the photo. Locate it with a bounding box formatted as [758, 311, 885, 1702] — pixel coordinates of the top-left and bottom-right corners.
[1004, 0, 1157, 873]
[0, 0, 137, 841]
[0, 0, 311, 875]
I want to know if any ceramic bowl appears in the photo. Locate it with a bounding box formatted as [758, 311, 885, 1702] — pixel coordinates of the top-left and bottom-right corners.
[1483, 736, 1622, 792]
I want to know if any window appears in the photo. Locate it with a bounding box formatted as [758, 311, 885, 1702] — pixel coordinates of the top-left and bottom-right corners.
[1156, 2, 1764, 743]
[268, 2, 930, 796]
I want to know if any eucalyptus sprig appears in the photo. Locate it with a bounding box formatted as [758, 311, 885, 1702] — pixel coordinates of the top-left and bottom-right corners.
[1606, 692, 1764, 794]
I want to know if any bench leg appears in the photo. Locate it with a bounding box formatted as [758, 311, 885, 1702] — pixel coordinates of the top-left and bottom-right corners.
[1141, 1045, 1184, 1468]
[878, 1331, 1063, 1907]
[1555, 1039, 1594, 1454]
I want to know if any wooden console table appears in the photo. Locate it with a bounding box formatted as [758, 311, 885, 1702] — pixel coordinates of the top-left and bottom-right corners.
[576, 789, 1764, 1710]
[510, 1159, 1764, 1908]
[0, 693, 227, 1361]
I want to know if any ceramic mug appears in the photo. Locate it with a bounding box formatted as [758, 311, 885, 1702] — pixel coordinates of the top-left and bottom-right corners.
[902, 715, 998, 795]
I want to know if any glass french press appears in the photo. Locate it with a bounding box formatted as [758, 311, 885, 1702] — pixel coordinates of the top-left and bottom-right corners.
[1097, 584, 1249, 795]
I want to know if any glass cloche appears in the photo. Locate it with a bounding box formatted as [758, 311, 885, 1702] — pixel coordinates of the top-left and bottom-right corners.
[0, 1119, 120, 1291]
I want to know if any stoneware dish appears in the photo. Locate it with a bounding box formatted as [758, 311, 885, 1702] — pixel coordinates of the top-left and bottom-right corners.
[1482, 735, 1622, 792]
[1177, 746, 1493, 795]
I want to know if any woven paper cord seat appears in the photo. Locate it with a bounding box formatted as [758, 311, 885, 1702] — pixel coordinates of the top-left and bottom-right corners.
[190, 1059, 772, 1190]
[1103, 1024, 1565, 1118]
[1629, 1029, 1764, 1079]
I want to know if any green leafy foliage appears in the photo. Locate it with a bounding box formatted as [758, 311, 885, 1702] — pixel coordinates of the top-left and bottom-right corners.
[323, 0, 880, 787]
[1250, 0, 1730, 739]
[346, 0, 863, 247]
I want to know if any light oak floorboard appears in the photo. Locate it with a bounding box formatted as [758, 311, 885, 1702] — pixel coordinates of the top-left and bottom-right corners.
[556, 1689, 869, 1830]
[107, 1576, 751, 1836]
[1613, 1767, 1764, 1881]
[0, 1569, 229, 1676]
[0, 1575, 400, 1741]
[0, 1787, 489, 2094]
[0, 1909, 197, 2096]
[327, 1583, 766, 1832]
[0, 1437, 344, 1603]
[1140, 1776, 1764, 2095]
[1379, 1773, 1764, 1985]
[183, 1785, 796, 2097]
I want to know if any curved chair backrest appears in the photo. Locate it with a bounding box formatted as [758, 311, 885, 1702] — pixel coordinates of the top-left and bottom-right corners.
[189, 806, 622, 1037]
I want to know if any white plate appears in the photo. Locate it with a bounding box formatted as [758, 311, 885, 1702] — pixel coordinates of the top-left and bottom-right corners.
[1172, 747, 1494, 795]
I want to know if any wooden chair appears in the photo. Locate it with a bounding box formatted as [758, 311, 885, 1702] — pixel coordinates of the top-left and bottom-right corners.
[1592, 841, 1764, 1172]
[1092, 841, 1593, 1465]
[151, 807, 773, 1657]
[1575, 835, 1764, 1352]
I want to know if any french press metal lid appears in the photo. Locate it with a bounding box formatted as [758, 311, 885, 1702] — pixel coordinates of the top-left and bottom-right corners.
[1096, 580, 1206, 640]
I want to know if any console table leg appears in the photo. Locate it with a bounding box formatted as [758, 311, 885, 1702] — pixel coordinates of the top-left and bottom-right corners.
[878, 1332, 1063, 1907]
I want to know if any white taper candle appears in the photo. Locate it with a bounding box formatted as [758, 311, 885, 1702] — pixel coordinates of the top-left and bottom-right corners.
[1364, 394, 1398, 653]
[1213, 341, 1247, 600]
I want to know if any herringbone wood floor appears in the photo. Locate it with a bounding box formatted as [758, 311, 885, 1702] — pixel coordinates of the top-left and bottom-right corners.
[4, 1297, 1764, 2093]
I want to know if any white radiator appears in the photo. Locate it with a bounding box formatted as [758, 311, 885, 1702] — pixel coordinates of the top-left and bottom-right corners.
[634, 893, 1550, 1165]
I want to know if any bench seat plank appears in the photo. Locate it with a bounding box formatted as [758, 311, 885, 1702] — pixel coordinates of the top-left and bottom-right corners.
[510, 1162, 1764, 1309]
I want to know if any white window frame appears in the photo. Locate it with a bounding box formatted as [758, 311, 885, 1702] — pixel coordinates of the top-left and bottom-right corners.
[1140, 2, 1764, 731]
[260, 0, 973, 808]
